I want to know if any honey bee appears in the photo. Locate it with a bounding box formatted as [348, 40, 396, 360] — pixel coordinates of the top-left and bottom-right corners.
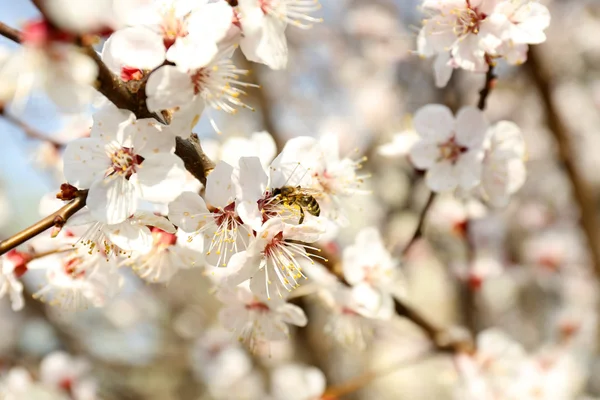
[272, 186, 321, 224]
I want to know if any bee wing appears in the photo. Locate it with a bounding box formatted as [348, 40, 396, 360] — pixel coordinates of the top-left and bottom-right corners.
[270, 157, 313, 189]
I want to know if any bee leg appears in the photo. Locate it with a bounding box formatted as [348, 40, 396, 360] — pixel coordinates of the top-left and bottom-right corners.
[298, 207, 305, 224]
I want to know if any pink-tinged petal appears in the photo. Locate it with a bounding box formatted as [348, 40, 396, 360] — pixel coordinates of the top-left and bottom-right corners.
[63, 138, 109, 187]
[132, 211, 176, 233]
[135, 153, 187, 203]
[434, 52, 454, 88]
[102, 27, 165, 75]
[409, 140, 440, 170]
[425, 160, 459, 192]
[455, 151, 483, 190]
[223, 251, 258, 287]
[206, 161, 235, 208]
[277, 303, 308, 327]
[145, 66, 195, 112]
[488, 121, 525, 158]
[88, 177, 137, 224]
[130, 119, 175, 158]
[168, 192, 211, 232]
[451, 34, 487, 72]
[455, 106, 489, 148]
[413, 104, 455, 142]
[105, 221, 153, 253]
[351, 283, 391, 320]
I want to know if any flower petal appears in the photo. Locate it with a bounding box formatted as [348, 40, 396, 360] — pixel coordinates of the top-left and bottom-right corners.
[413, 104, 455, 142]
[135, 153, 187, 203]
[206, 161, 236, 208]
[102, 26, 165, 75]
[455, 106, 489, 148]
[146, 66, 195, 112]
[88, 177, 137, 224]
[168, 192, 211, 233]
[63, 138, 109, 187]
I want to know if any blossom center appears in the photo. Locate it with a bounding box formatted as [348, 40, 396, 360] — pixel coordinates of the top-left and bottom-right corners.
[245, 301, 270, 312]
[108, 147, 143, 179]
[161, 10, 188, 49]
[213, 202, 242, 229]
[191, 68, 210, 95]
[63, 258, 86, 280]
[437, 136, 468, 164]
[263, 231, 285, 258]
[451, 4, 484, 36]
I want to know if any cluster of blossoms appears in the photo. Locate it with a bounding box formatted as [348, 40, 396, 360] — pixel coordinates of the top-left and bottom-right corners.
[0, 352, 97, 400]
[418, 0, 550, 87]
[381, 104, 527, 207]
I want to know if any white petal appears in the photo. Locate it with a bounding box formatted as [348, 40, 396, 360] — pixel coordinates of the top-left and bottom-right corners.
[455, 152, 483, 190]
[63, 138, 109, 187]
[239, 3, 288, 70]
[168, 192, 211, 232]
[455, 106, 489, 148]
[425, 160, 459, 192]
[146, 66, 195, 112]
[136, 153, 187, 203]
[510, 3, 550, 44]
[133, 211, 176, 233]
[413, 104, 455, 142]
[206, 161, 235, 208]
[90, 102, 136, 144]
[102, 27, 165, 75]
[166, 37, 219, 72]
[224, 251, 258, 287]
[105, 221, 153, 252]
[88, 177, 137, 224]
[236, 157, 269, 229]
[434, 52, 454, 88]
[130, 119, 175, 158]
[277, 303, 308, 327]
[187, 2, 233, 40]
[409, 140, 439, 170]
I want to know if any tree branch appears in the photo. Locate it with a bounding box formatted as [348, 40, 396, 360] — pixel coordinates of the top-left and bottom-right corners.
[0, 190, 88, 255]
[526, 47, 600, 278]
[477, 61, 496, 111]
[0, 106, 63, 147]
[401, 192, 436, 256]
[175, 133, 216, 186]
[0, 21, 21, 44]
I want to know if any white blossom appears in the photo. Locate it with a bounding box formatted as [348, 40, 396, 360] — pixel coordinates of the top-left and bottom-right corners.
[0, 255, 25, 312]
[63, 103, 186, 224]
[270, 364, 326, 400]
[217, 284, 307, 350]
[238, 0, 322, 70]
[410, 104, 489, 192]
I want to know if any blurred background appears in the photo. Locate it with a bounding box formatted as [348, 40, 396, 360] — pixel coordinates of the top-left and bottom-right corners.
[2, 0, 600, 398]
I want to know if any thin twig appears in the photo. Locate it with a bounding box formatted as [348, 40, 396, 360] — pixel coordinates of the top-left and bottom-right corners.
[322, 349, 433, 398]
[401, 192, 436, 256]
[526, 47, 600, 278]
[0, 21, 21, 44]
[477, 61, 496, 111]
[0, 107, 63, 147]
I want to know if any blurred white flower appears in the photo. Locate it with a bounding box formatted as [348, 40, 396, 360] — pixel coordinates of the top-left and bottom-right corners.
[0, 21, 97, 113]
[410, 105, 489, 192]
[217, 285, 307, 350]
[0, 367, 69, 400]
[479, 121, 527, 207]
[342, 227, 403, 319]
[40, 352, 97, 400]
[0, 255, 25, 312]
[378, 129, 420, 158]
[238, 0, 322, 70]
[270, 364, 326, 400]
[202, 131, 277, 170]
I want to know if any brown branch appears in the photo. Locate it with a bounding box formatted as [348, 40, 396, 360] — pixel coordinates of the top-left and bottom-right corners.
[175, 133, 216, 187]
[401, 192, 436, 256]
[526, 47, 600, 278]
[477, 60, 496, 111]
[0, 106, 63, 147]
[0, 190, 88, 255]
[322, 350, 433, 398]
[0, 21, 21, 44]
